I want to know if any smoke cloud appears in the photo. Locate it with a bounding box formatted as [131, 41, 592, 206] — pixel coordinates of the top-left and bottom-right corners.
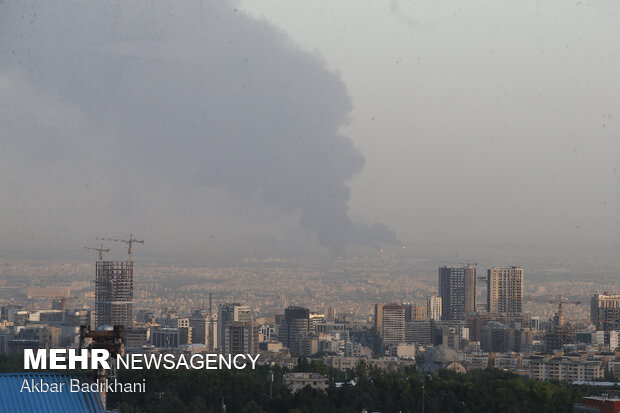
[0, 0, 399, 256]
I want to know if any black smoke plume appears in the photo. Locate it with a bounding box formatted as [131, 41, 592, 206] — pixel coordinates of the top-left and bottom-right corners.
[0, 0, 400, 256]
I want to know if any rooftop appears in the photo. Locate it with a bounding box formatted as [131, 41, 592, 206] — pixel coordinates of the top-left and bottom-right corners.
[0, 373, 105, 413]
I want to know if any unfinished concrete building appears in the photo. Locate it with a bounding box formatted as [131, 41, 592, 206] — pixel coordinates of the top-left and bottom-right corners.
[95, 261, 133, 328]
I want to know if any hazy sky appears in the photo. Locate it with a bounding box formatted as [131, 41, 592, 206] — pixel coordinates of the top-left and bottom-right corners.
[1, 1, 618, 260]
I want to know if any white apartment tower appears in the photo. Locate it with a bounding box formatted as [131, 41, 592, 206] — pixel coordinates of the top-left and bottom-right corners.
[427, 294, 442, 320]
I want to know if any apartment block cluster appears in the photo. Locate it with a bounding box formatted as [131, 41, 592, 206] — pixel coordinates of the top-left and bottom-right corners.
[0, 257, 358, 372]
[371, 266, 620, 382]
[3, 258, 620, 388]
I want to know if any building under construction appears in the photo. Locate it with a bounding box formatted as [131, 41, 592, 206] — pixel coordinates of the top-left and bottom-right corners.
[95, 261, 133, 328]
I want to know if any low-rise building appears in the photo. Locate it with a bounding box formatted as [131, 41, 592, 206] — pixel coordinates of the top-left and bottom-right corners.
[284, 372, 328, 393]
[323, 356, 361, 371]
[528, 356, 602, 382]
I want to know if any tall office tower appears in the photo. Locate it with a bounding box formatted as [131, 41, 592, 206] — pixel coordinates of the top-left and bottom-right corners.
[487, 266, 524, 316]
[189, 310, 207, 345]
[404, 304, 426, 321]
[282, 306, 310, 356]
[189, 317, 218, 351]
[217, 303, 251, 349]
[376, 303, 405, 344]
[222, 322, 259, 355]
[438, 265, 476, 321]
[591, 293, 620, 331]
[374, 304, 384, 332]
[427, 294, 442, 320]
[95, 261, 133, 328]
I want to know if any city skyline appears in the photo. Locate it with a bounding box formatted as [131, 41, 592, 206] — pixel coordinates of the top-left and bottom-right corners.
[1, 1, 619, 411]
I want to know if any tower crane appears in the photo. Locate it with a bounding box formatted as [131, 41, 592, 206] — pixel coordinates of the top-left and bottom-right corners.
[84, 243, 110, 261]
[526, 295, 581, 326]
[554, 295, 581, 326]
[553, 295, 581, 327]
[459, 262, 478, 267]
[96, 234, 145, 260]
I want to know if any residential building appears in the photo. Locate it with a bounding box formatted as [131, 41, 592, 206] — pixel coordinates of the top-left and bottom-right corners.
[591, 293, 620, 331]
[222, 321, 258, 355]
[487, 266, 524, 316]
[284, 373, 328, 393]
[528, 356, 602, 382]
[217, 303, 251, 349]
[427, 294, 442, 320]
[439, 265, 476, 321]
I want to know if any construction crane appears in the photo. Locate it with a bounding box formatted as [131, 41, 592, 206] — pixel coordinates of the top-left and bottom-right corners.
[96, 234, 145, 260]
[84, 243, 110, 261]
[554, 295, 581, 327]
[554, 295, 581, 325]
[526, 295, 581, 326]
[459, 262, 478, 267]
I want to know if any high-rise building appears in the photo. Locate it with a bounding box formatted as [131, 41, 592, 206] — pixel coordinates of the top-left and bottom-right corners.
[374, 304, 384, 332]
[438, 265, 476, 321]
[479, 322, 533, 353]
[95, 261, 133, 328]
[405, 320, 431, 345]
[222, 322, 258, 355]
[487, 266, 524, 316]
[217, 303, 251, 349]
[427, 294, 442, 320]
[281, 306, 310, 356]
[189, 312, 217, 350]
[376, 303, 405, 344]
[591, 293, 620, 331]
[404, 304, 426, 321]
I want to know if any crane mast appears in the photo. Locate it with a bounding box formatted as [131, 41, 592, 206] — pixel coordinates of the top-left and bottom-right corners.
[96, 234, 145, 260]
[84, 243, 110, 261]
